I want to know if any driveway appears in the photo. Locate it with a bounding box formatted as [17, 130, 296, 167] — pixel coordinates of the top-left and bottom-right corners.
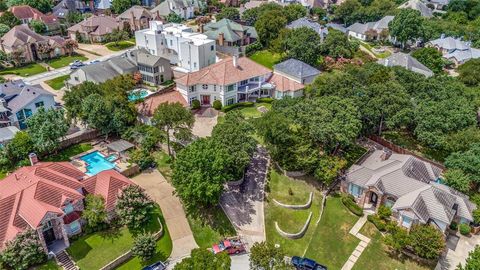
[192, 108, 220, 138]
[220, 146, 269, 248]
[132, 170, 198, 259]
[436, 233, 480, 269]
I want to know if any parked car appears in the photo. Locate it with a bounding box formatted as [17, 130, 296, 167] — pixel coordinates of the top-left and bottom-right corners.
[291, 256, 327, 270]
[70, 60, 85, 70]
[142, 261, 166, 270]
[88, 60, 100, 64]
[211, 236, 246, 255]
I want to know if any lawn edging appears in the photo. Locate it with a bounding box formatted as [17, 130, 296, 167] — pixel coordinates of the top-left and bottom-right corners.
[273, 192, 313, 210]
[275, 211, 313, 239]
[99, 218, 164, 270]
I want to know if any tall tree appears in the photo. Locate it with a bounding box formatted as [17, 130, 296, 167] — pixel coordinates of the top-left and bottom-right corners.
[458, 245, 480, 270]
[281, 27, 322, 66]
[5, 131, 33, 163]
[334, 0, 362, 25]
[174, 248, 231, 270]
[81, 94, 113, 137]
[0, 11, 20, 28]
[216, 7, 240, 21]
[7, 0, 53, 13]
[409, 224, 445, 260]
[152, 102, 194, 157]
[388, 9, 425, 47]
[82, 194, 107, 228]
[411, 47, 446, 74]
[0, 23, 10, 36]
[320, 29, 358, 59]
[111, 0, 141, 14]
[28, 20, 46, 34]
[116, 185, 154, 231]
[443, 169, 471, 193]
[255, 9, 287, 47]
[250, 241, 288, 270]
[0, 229, 46, 270]
[445, 143, 480, 187]
[283, 3, 307, 22]
[458, 59, 480, 87]
[26, 108, 69, 155]
[132, 233, 156, 261]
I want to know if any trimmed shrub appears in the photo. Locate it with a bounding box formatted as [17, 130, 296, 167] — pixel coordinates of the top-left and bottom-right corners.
[256, 97, 274, 103]
[132, 233, 156, 261]
[378, 205, 392, 220]
[245, 42, 263, 56]
[449, 221, 458, 231]
[221, 102, 254, 113]
[341, 194, 363, 216]
[213, 100, 222, 110]
[368, 215, 386, 231]
[191, 99, 200, 110]
[459, 223, 471, 235]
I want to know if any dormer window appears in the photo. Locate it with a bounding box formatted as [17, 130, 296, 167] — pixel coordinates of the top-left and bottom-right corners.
[64, 203, 74, 214]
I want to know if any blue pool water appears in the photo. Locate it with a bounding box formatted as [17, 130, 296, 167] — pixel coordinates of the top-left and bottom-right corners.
[128, 89, 149, 101]
[80, 151, 116, 176]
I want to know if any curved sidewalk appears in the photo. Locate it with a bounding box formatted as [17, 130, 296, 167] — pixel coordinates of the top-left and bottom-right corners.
[132, 170, 198, 259]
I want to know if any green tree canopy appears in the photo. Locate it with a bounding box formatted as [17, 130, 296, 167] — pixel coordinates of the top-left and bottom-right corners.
[5, 131, 33, 163]
[283, 3, 307, 22]
[458, 59, 480, 87]
[458, 245, 480, 270]
[445, 143, 480, 186]
[255, 9, 287, 47]
[274, 27, 322, 66]
[0, 229, 46, 270]
[132, 233, 156, 261]
[7, 0, 53, 13]
[388, 9, 425, 47]
[166, 12, 183, 23]
[0, 23, 10, 36]
[216, 7, 240, 21]
[116, 185, 154, 231]
[28, 20, 46, 34]
[250, 241, 288, 270]
[174, 248, 231, 270]
[111, 0, 141, 14]
[26, 108, 69, 155]
[241, 2, 283, 26]
[0, 11, 20, 28]
[82, 194, 107, 228]
[411, 47, 446, 74]
[443, 168, 471, 193]
[409, 224, 445, 260]
[320, 29, 359, 59]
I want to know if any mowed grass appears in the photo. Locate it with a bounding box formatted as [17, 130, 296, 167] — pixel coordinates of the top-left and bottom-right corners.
[265, 169, 323, 257]
[46, 54, 88, 69]
[45, 74, 70, 90]
[153, 150, 173, 181]
[106, 41, 135, 51]
[249, 50, 282, 69]
[0, 63, 46, 77]
[353, 222, 434, 270]
[236, 102, 272, 119]
[32, 259, 61, 270]
[68, 205, 170, 270]
[44, 143, 93, 162]
[187, 206, 237, 249]
[304, 195, 360, 270]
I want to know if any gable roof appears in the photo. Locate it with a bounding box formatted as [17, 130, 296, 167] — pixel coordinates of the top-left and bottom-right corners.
[267, 73, 304, 92]
[204, 18, 257, 42]
[6, 85, 55, 114]
[1, 24, 46, 47]
[398, 0, 433, 17]
[445, 47, 480, 63]
[377, 52, 434, 77]
[0, 163, 133, 249]
[9, 5, 44, 20]
[67, 15, 120, 36]
[286, 17, 328, 40]
[273, 58, 320, 81]
[428, 36, 470, 51]
[348, 16, 394, 35]
[136, 90, 188, 116]
[118, 5, 153, 20]
[175, 56, 271, 86]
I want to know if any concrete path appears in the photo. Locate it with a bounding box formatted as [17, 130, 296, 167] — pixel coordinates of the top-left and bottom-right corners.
[132, 170, 198, 260]
[436, 233, 480, 270]
[220, 146, 269, 248]
[341, 215, 371, 270]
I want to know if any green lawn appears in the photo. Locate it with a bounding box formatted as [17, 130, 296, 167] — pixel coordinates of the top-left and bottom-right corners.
[358, 41, 391, 59]
[265, 169, 323, 257]
[187, 206, 236, 249]
[45, 75, 70, 90]
[46, 54, 88, 69]
[353, 222, 434, 270]
[0, 63, 47, 77]
[68, 205, 170, 270]
[153, 151, 173, 181]
[233, 102, 272, 119]
[382, 130, 448, 162]
[249, 50, 282, 69]
[32, 260, 61, 270]
[304, 195, 360, 270]
[44, 143, 93, 162]
[105, 41, 135, 51]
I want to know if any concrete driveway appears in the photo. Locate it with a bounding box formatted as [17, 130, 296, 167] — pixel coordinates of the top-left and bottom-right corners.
[437, 233, 480, 269]
[220, 146, 269, 248]
[132, 170, 198, 259]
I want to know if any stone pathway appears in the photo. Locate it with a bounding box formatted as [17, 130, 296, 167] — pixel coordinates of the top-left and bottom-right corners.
[341, 215, 371, 270]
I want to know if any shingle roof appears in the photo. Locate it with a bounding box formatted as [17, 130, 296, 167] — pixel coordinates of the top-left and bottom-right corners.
[428, 36, 470, 51]
[9, 5, 44, 20]
[446, 48, 480, 63]
[273, 58, 320, 81]
[398, 0, 433, 17]
[117, 5, 153, 20]
[67, 15, 120, 36]
[204, 18, 257, 42]
[286, 17, 328, 40]
[347, 16, 394, 35]
[377, 52, 434, 77]
[267, 73, 304, 92]
[6, 85, 55, 114]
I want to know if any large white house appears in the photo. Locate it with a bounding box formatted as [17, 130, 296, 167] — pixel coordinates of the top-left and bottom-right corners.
[135, 21, 216, 72]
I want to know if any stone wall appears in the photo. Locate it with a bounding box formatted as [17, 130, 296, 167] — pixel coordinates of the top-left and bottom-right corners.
[273, 192, 313, 210]
[275, 212, 313, 239]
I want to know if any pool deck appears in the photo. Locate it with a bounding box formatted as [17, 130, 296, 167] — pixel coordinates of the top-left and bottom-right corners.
[70, 144, 135, 176]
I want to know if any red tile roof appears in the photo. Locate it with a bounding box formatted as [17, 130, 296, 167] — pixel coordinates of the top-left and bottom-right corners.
[268, 73, 304, 92]
[0, 162, 133, 249]
[136, 90, 188, 117]
[175, 57, 272, 86]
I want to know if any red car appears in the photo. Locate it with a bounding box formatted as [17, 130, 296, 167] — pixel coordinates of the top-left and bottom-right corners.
[212, 237, 246, 255]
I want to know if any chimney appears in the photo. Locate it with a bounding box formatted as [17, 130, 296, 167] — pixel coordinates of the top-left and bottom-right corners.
[233, 54, 238, 67]
[218, 32, 224, 46]
[29, 153, 38, 166]
[199, 23, 204, 33]
[156, 10, 161, 21]
[131, 11, 136, 30]
[380, 149, 392, 161]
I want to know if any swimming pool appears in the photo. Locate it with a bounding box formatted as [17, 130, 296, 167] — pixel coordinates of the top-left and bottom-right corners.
[80, 151, 116, 176]
[128, 89, 152, 101]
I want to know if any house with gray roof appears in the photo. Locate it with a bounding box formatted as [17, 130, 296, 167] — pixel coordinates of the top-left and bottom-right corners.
[151, 0, 203, 20]
[270, 58, 320, 99]
[68, 49, 172, 86]
[347, 15, 394, 41]
[427, 36, 480, 66]
[286, 17, 328, 41]
[342, 150, 475, 232]
[398, 0, 433, 17]
[202, 18, 257, 54]
[326, 23, 348, 34]
[0, 80, 56, 130]
[377, 52, 434, 77]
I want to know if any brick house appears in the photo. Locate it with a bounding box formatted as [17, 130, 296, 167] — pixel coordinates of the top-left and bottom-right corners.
[342, 150, 476, 233]
[0, 161, 133, 254]
[9, 5, 61, 35]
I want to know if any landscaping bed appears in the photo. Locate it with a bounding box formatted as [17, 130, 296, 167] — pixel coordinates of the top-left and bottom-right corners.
[45, 75, 70, 90]
[106, 41, 135, 51]
[46, 54, 88, 69]
[265, 169, 323, 256]
[248, 50, 282, 69]
[0, 63, 47, 77]
[382, 130, 448, 162]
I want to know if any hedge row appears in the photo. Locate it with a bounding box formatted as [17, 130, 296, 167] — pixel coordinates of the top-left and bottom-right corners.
[221, 102, 254, 112]
[341, 194, 363, 216]
[256, 97, 274, 103]
[367, 215, 387, 231]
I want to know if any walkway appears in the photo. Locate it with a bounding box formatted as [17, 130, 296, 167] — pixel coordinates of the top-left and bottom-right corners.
[341, 215, 371, 270]
[436, 233, 480, 269]
[132, 170, 198, 259]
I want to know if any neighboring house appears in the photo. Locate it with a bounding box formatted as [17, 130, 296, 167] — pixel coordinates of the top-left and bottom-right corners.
[347, 15, 394, 41]
[377, 52, 434, 77]
[273, 0, 326, 8]
[287, 17, 328, 41]
[175, 56, 272, 106]
[53, 0, 91, 19]
[151, 0, 204, 20]
[117, 6, 158, 32]
[0, 80, 56, 129]
[0, 161, 133, 254]
[342, 150, 475, 233]
[68, 49, 172, 86]
[135, 21, 216, 72]
[95, 0, 112, 11]
[219, 0, 240, 7]
[398, 0, 433, 17]
[427, 36, 480, 66]
[202, 18, 257, 54]
[0, 126, 20, 144]
[425, 0, 450, 10]
[1, 25, 71, 63]
[9, 5, 61, 35]
[67, 15, 121, 43]
[270, 58, 320, 99]
[136, 90, 187, 123]
[326, 22, 348, 34]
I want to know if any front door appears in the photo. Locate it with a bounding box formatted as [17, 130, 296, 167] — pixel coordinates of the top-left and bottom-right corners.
[201, 95, 210, 106]
[43, 228, 56, 245]
[370, 192, 378, 206]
